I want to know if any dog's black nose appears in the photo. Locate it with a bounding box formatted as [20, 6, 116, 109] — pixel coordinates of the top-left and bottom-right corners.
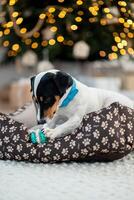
[37, 119, 46, 124]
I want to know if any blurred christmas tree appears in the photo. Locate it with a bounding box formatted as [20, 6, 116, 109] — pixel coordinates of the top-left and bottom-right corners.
[0, 0, 134, 63]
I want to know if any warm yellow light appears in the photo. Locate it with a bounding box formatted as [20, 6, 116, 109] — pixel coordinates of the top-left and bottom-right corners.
[113, 32, 118, 37]
[106, 14, 113, 19]
[98, 0, 104, 5]
[118, 18, 125, 23]
[33, 32, 40, 38]
[104, 8, 110, 13]
[49, 39, 56, 45]
[50, 26, 58, 32]
[12, 44, 20, 51]
[48, 18, 56, 24]
[20, 28, 27, 34]
[99, 51, 106, 57]
[108, 53, 118, 60]
[0, 31, 3, 37]
[6, 21, 13, 28]
[89, 7, 98, 16]
[115, 36, 121, 43]
[31, 42, 38, 49]
[58, 0, 64, 2]
[94, 6, 99, 11]
[58, 10, 66, 18]
[112, 46, 118, 52]
[76, 0, 83, 5]
[3, 40, 9, 47]
[71, 25, 78, 30]
[100, 19, 107, 25]
[16, 17, 23, 25]
[9, 0, 16, 6]
[41, 40, 48, 46]
[128, 32, 133, 38]
[124, 22, 130, 28]
[4, 29, 10, 35]
[25, 39, 32, 45]
[120, 8, 126, 13]
[122, 40, 127, 46]
[75, 16, 82, 22]
[120, 49, 126, 55]
[89, 17, 96, 23]
[48, 7, 56, 13]
[67, 40, 74, 46]
[128, 48, 134, 55]
[120, 32, 126, 38]
[39, 13, 46, 20]
[57, 35, 64, 42]
[118, 1, 127, 7]
[127, 19, 133, 25]
[124, 28, 129, 33]
[117, 43, 123, 49]
[12, 12, 19, 18]
[77, 10, 84, 16]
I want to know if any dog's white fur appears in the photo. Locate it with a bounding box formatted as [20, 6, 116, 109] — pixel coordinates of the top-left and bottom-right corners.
[33, 70, 134, 139]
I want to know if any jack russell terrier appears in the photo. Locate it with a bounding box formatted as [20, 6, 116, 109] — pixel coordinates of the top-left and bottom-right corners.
[30, 70, 134, 139]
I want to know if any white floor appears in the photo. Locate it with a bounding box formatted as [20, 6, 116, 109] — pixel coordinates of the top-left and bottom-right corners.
[0, 152, 134, 200]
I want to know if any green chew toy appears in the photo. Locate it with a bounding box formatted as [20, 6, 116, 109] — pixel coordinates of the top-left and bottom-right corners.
[30, 129, 47, 144]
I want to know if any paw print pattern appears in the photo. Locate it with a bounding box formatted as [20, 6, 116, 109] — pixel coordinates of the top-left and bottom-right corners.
[0, 102, 133, 164]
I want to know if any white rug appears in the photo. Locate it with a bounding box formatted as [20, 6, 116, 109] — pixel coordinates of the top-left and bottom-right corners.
[0, 153, 134, 200]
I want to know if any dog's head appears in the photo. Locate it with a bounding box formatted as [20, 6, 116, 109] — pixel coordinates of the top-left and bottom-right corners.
[30, 70, 73, 124]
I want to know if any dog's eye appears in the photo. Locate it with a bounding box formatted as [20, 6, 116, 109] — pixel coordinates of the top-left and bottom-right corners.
[44, 97, 51, 104]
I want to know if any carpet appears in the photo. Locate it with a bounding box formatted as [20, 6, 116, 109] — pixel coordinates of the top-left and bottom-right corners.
[0, 152, 134, 200]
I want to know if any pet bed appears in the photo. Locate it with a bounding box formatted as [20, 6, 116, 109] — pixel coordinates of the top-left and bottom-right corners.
[0, 102, 133, 163]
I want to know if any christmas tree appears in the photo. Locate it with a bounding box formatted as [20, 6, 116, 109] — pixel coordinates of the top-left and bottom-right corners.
[0, 0, 134, 63]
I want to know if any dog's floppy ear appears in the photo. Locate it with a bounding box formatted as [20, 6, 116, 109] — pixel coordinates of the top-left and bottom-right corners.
[30, 76, 35, 92]
[54, 71, 73, 95]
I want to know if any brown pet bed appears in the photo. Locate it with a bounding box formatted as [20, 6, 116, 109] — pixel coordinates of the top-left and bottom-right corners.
[0, 102, 133, 163]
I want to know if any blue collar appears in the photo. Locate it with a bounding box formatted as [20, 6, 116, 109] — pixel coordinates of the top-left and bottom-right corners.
[59, 81, 78, 108]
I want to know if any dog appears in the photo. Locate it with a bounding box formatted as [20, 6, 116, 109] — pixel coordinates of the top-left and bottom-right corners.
[30, 70, 134, 139]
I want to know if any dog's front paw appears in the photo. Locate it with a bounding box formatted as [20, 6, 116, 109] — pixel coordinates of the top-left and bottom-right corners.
[45, 129, 57, 139]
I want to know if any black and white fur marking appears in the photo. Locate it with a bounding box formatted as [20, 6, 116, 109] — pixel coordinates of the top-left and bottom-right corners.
[31, 70, 134, 139]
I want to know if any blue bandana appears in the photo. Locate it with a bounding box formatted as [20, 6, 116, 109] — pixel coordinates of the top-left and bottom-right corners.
[60, 81, 78, 108]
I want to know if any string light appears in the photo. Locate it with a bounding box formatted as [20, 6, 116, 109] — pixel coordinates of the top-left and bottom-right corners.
[6, 21, 13, 28]
[12, 11, 19, 18]
[16, 17, 23, 25]
[25, 39, 32, 45]
[50, 26, 58, 32]
[99, 51, 106, 57]
[41, 40, 48, 46]
[33, 32, 40, 38]
[12, 44, 20, 51]
[112, 46, 118, 52]
[71, 24, 78, 30]
[31, 42, 38, 49]
[58, 0, 64, 2]
[39, 13, 46, 20]
[57, 35, 64, 42]
[0, 0, 132, 61]
[128, 48, 134, 55]
[75, 16, 82, 22]
[49, 39, 56, 45]
[48, 7, 56, 13]
[4, 29, 10, 35]
[76, 0, 83, 6]
[20, 28, 27, 34]
[3, 40, 9, 47]
[0, 31, 3, 37]
[9, 0, 16, 6]
[58, 10, 66, 18]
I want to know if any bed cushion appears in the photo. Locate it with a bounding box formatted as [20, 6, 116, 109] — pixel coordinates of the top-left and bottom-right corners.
[0, 102, 134, 163]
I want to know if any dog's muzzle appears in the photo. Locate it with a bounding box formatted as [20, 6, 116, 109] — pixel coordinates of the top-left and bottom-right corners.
[37, 119, 46, 125]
